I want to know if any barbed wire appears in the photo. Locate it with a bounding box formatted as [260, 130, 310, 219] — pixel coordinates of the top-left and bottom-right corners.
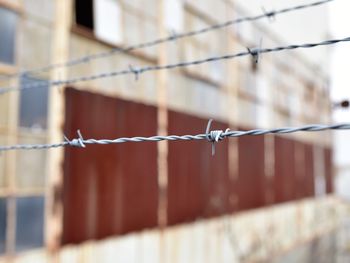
[0, 0, 334, 82]
[1, 35, 349, 95]
[0, 122, 349, 154]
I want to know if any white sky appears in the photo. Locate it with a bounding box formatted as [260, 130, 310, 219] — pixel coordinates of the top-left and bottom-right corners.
[330, 0, 350, 117]
[330, 0, 350, 198]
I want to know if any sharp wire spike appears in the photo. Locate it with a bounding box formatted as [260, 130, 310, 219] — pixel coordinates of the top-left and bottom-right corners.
[169, 30, 177, 40]
[128, 65, 140, 81]
[76, 130, 86, 148]
[261, 6, 276, 22]
[247, 38, 263, 64]
[205, 119, 226, 156]
[64, 131, 86, 148]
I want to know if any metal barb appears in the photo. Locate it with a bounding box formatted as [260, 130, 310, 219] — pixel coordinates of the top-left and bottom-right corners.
[169, 30, 178, 40]
[246, 47, 259, 64]
[76, 130, 86, 148]
[64, 130, 86, 148]
[261, 6, 276, 22]
[247, 38, 263, 64]
[205, 119, 226, 156]
[128, 65, 141, 81]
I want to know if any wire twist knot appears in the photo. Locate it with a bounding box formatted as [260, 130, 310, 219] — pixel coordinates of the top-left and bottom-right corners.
[169, 30, 178, 40]
[266, 11, 276, 19]
[262, 7, 276, 22]
[129, 65, 142, 81]
[208, 130, 225, 142]
[64, 130, 86, 148]
[247, 47, 260, 63]
[247, 38, 263, 64]
[205, 119, 230, 156]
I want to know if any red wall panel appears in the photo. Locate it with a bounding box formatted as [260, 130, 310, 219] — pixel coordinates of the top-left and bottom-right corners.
[167, 111, 230, 225]
[62, 87, 326, 242]
[303, 143, 315, 197]
[237, 131, 266, 210]
[295, 142, 315, 199]
[274, 136, 296, 203]
[62, 88, 158, 245]
[324, 148, 333, 193]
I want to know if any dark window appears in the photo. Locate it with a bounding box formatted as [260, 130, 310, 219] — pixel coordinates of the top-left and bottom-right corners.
[75, 0, 94, 30]
[0, 7, 17, 64]
[15, 196, 44, 252]
[19, 76, 49, 129]
[0, 199, 6, 254]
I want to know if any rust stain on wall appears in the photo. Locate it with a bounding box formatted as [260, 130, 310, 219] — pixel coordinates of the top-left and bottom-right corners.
[62, 89, 329, 244]
[62, 88, 158, 245]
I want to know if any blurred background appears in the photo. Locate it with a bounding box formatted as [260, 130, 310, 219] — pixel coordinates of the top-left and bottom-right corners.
[0, 0, 349, 262]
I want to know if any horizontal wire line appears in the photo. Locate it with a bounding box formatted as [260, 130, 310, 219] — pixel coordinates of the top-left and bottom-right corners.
[1, 35, 349, 95]
[0, 0, 334, 82]
[0, 123, 349, 151]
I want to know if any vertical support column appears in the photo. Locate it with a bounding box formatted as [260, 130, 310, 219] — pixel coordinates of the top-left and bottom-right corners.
[6, 85, 19, 257]
[45, 0, 72, 256]
[226, 4, 240, 212]
[264, 135, 275, 204]
[4, 1, 23, 256]
[5, 7, 22, 256]
[157, 0, 169, 262]
[295, 140, 306, 199]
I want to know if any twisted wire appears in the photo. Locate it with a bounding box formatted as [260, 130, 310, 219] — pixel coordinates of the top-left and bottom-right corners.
[0, 123, 349, 152]
[0, 0, 334, 82]
[1, 35, 349, 95]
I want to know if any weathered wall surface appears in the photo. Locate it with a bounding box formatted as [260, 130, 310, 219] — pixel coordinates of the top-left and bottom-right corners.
[5, 196, 350, 263]
[62, 88, 159, 244]
[0, 0, 337, 260]
[61, 88, 334, 247]
[66, 0, 332, 147]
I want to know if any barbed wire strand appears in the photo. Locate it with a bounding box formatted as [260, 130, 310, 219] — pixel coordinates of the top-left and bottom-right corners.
[0, 123, 349, 152]
[0, 0, 334, 82]
[1, 35, 349, 95]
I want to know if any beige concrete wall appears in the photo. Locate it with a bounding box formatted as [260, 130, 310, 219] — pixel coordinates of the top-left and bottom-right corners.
[0, 0, 336, 259]
[5, 196, 350, 263]
[66, 0, 332, 146]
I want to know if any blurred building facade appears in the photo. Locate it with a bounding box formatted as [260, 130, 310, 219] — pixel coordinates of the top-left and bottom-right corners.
[0, 0, 347, 262]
